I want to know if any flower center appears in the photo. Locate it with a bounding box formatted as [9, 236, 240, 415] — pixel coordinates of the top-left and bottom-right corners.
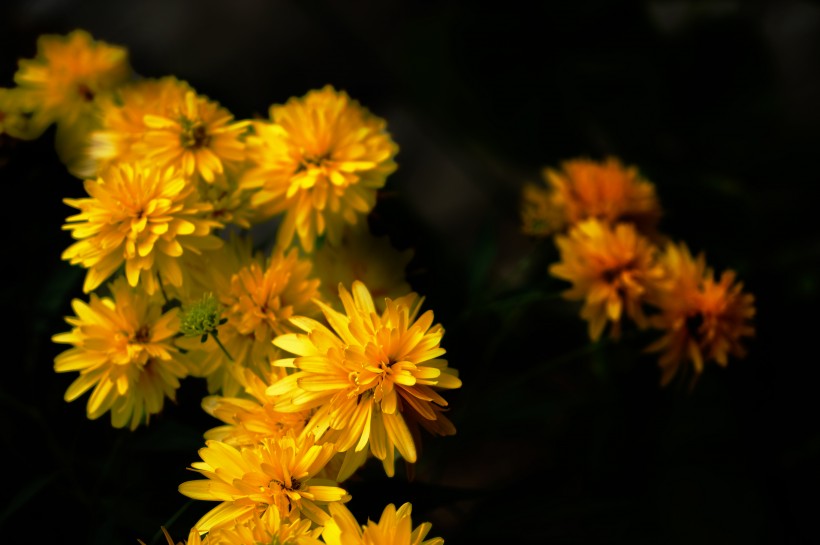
[180, 121, 211, 149]
[133, 325, 151, 344]
[76, 83, 94, 102]
[685, 313, 704, 339]
[295, 152, 330, 173]
[270, 477, 301, 492]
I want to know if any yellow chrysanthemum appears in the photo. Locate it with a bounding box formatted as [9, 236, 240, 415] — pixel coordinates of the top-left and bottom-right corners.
[178, 431, 350, 532]
[61, 161, 224, 295]
[140, 88, 250, 183]
[82, 76, 194, 177]
[313, 223, 414, 312]
[549, 219, 666, 341]
[242, 85, 399, 252]
[646, 242, 756, 387]
[322, 502, 443, 545]
[533, 156, 662, 236]
[178, 237, 322, 396]
[13, 29, 131, 137]
[52, 275, 192, 430]
[267, 281, 461, 480]
[202, 502, 323, 545]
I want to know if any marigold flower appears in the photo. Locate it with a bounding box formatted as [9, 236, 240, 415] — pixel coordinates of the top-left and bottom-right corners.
[549, 219, 666, 341]
[520, 181, 562, 236]
[13, 29, 131, 138]
[267, 281, 461, 480]
[242, 85, 398, 252]
[313, 223, 414, 312]
[178, 237, 322, 396]
[646, 242, 756, 387]
[322, 502, 443, 545]
[529, 156, 662, 236]
[61, 162, 224, 295]
[178, 431, 349, 532]
[52, 275, 192, 430]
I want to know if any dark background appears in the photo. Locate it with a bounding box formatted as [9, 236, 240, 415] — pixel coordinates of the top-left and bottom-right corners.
[2, 1, 820, 543]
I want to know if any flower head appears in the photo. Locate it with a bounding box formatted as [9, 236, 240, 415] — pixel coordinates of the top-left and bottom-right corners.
[52, 275, 192, 430]
[13, 29, 131, 137]
[322, 502, 443, 545]
[61, 162, 224, 294]
[83, 76, 194, 177]
[533, 156, 662, 236]
[549, 219, 666, 341]
[202, 503, 324, 545]
[140, 88, 250, 183]
[267, 281, 461, 480]
[242, 85, 399, 252]
[178, 431, 349, 532]
[646, 242, 756, 387]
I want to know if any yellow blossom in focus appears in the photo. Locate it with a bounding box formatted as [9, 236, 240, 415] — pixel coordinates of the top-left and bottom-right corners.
[267, 281, 461, 480]
[242, 85, 398, 252]
[549, 219, 665, 341]
[177, 237, 322, 396]
[313, 223, 414, 312]
[322, 502, 444, 545]
[13, 29, 131, 138]
[646, 242, 756, 387]
[52, 275, 192, 430]
[178, 431, 349, 532]
[201, 504, 323, 545]
[61, 162, 224, 295]
[140, 88, 250, 183]
[527, 156, 662, 236]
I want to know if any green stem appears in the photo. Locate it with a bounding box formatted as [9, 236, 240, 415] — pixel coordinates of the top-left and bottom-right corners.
[212, 334, 234, 362]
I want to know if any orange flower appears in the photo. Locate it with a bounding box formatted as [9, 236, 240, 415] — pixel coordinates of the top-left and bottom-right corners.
[646, 242, 756, 387]
[535, 156, 662, 236]
[549, 219, 665, 341]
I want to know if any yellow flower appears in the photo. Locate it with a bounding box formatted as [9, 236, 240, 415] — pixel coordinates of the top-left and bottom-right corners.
[83, 76, 194, 177]
[535, 156, 662, 236]
[646, 242, 756, 387]
[201, 505, 323, 545]
[13, 29, 131, 137]
[61, 161, 224, 295]
[140, 88, 250, 183]
[52, 275, 191, 430]
[178, 431, 349, 532]
[242, 85, 398, 252]
[178, 237, 321, 396]
[267, 281, 461, 480]
[549, 219, 666, 341]
[313, 223, 414, 312]
[322, 502, 443, 545]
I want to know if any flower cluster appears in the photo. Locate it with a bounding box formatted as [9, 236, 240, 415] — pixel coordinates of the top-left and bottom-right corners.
[5, 29, 451, 543]
[524, 156, 755, 388]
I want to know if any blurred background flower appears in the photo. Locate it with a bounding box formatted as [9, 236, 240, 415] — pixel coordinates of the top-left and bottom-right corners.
[2, 1, 819, 543]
